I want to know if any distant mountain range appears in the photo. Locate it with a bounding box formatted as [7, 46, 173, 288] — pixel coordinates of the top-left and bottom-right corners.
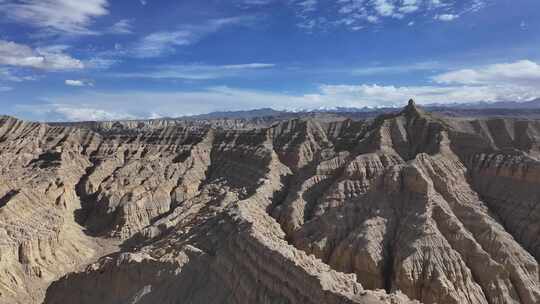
[179, 98, 540, 120]
[424, 98, 540, 109]
[183, 108, 284, 120]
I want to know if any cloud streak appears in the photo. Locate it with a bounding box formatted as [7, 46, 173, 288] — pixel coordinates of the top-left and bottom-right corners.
[351, 61, 442, 75]
[65, 79, 94, 87]
[0, 0, 109, 34]
[131, 17, 254, 58]
[114, 63, 275, 80]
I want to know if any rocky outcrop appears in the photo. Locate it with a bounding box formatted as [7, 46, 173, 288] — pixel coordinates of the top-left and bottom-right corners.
[1, 101, 540, 304]
[0, 117, 109, 303]
[269, 102, 540, 304]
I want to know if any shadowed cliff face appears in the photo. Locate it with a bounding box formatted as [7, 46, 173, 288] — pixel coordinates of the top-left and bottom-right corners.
[1, 102, 540, 304]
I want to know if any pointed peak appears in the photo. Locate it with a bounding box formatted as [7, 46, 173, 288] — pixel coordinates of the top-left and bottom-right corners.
[402, 98, 423, 117]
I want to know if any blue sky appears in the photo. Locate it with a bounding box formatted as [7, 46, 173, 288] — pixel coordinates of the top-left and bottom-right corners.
[0, 0, 539, 121]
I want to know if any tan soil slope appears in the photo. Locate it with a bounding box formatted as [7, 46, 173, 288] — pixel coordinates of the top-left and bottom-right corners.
[0, 100, 539, 304]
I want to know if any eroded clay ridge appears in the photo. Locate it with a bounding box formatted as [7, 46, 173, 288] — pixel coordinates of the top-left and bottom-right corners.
[1, 101, 539, 304]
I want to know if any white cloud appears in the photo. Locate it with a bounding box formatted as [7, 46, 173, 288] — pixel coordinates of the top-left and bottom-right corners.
[0, 68, 20, 82]
[0, 86, 12, 92]
[373, 0, 395, 16]
[293, 0, 482, 30]
[131, 17, 253, 58]
[297, 19, 318, 30]
[65, 79, 93, 87]
[84, 57, 118, 70]
[108, 19, 133, 34]
[403, 0, 418, 5]
[241, 0, 273, 5]
[222, 63, 275, 69]
[52, 105, 134, 121]
[297, 0, 317, 13]
[433, 60, 540, 85]
[132, 30, 194, 58]
[316, 83, 539, 106]
[0, 0, 109, 34]
[462, 0, 486, 13]
[114, 63, 275, 80]
[0, 67, 36, 82]
[0, 40, 84, 70]
[429, 0, 443, 8]
[398, 0, 419, 13]
[434, 13, 458, 21]
[366, 15, 379, 23]
[352, 61, 441, 75]
[399, 5, 419, 14]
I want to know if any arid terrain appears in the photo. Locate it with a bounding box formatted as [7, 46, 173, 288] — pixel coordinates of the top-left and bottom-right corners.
[1, 100, 540, 304]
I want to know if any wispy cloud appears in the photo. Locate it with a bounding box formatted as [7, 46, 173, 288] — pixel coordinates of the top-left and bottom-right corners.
[297, 0, 318, 13]
[290, 0, 487, 30]
[240, 0, 273, 6]
[0, 67, 37, 82]
[400, 0, 420, 13]
[0, 0, 109, 34]
[351, 61, 442, 75]
[83, 57, 119, 70]
[114, 63, 275, 80]
[0, 40, 84, 70]
[65, 79, 94, 87]
[107, 19, 134, 34]
[131, 17, 254, 58]
[434, 13, 459, 21]
[0, 86, 13, 92]
[132, 30, 195, 58]
[373, 0, 396, 17]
